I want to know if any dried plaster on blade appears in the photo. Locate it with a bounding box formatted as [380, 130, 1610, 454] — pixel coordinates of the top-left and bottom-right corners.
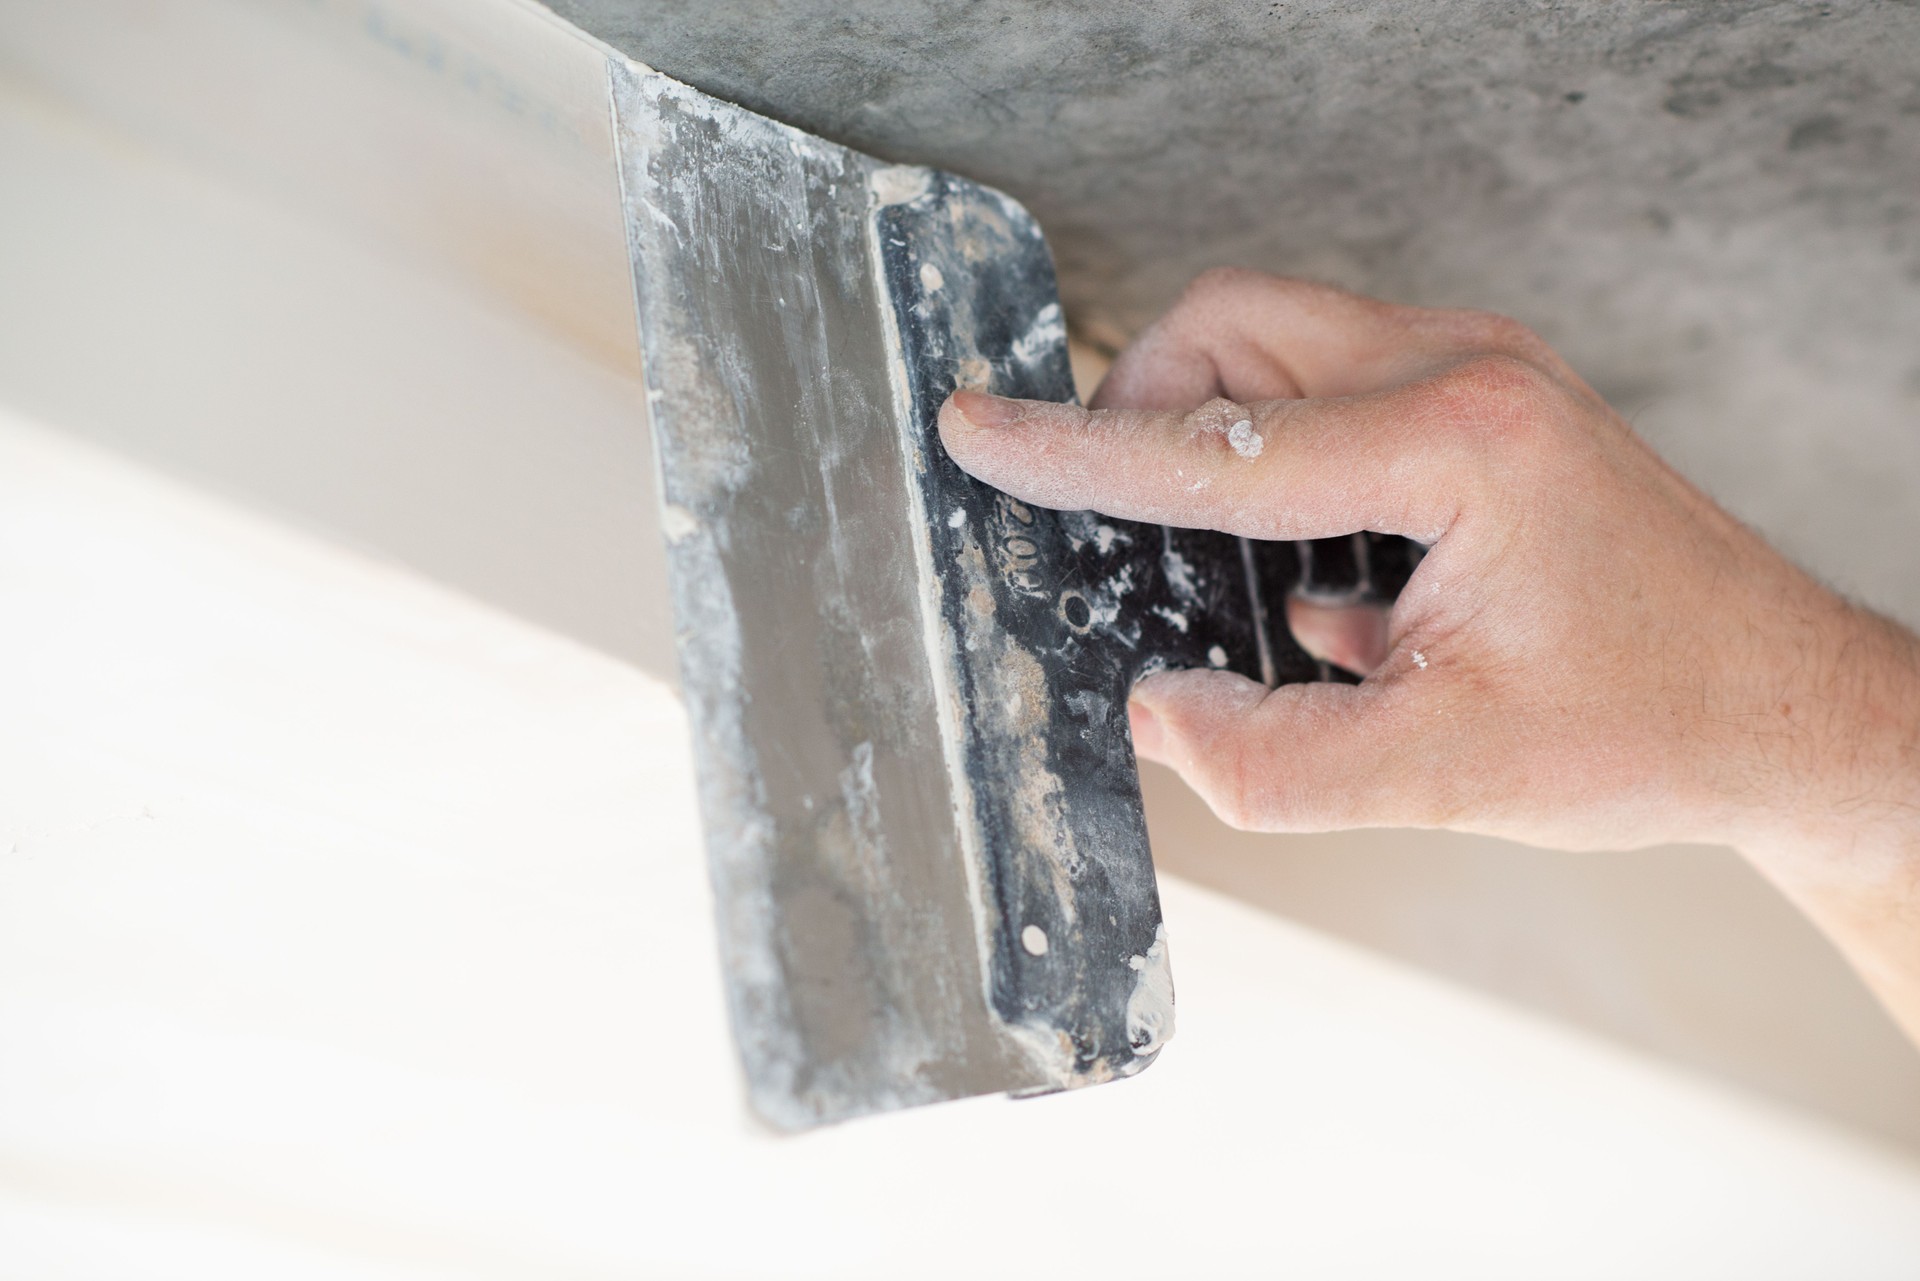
[1009, 302, 1067, 368]
[952, 525, 1081, 922]
[873, 163, 1173, 1091]
[1055, 510, 1141, 637]
[900, 180, 1170, 1081]
[620, 66, 1041, 1123]
[865, 164, 1044, 1090]
[870, 166, 1138, 1090]
[1125, 924, 1175, 1056]
[955, 504, 1134, 1088]
[954, 519, 1096, 1084]
[1161, 530, 1203, 606]
[612, 66, 806, 1112]
[818, 737, 953, 1095]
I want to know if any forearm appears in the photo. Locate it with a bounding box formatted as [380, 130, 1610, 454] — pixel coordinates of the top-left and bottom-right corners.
[1744, 831, 1920, 1045]
[1733, 605, 1920, 1044]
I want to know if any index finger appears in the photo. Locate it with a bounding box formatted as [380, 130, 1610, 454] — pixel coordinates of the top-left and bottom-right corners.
[938, 366, 1505, 544]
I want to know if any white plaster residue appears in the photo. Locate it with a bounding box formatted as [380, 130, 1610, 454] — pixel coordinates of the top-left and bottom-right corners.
[1064, 688, 1111, 726]
[636, 196, 678, 233]
[1227, 419, 1264, 459]
[1076, 562, 1133, 631]
[1009, 302, 1066, 368]
[1411, 648, 1429, 670]
[661, 504, 699, 543]
[1021, 924, 1050, 956]
[1153, 605, 1190, 633]
[1208, 645, 1229, 668]
[948, 508, 966, 529]
[919, 262, 945, 292]
[839, 741, 881, 856]
[1094, 524, 1130, 555]
[782, 130, 832, 164]
[1161, 545, 1201, 604]
[955, 356, 993, 392]
[868, 164, 931, 206]
[1125, 924, 1175, 1056]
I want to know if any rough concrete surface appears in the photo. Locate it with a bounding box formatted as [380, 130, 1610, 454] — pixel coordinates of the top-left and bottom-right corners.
[545, 0, 1920, 621]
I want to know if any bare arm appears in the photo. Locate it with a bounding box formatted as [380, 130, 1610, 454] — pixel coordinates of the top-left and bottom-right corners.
[937, 268, 1920, 1046]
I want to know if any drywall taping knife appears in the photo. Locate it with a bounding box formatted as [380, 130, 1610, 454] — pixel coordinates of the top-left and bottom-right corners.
[610, 61, 1420, 1129]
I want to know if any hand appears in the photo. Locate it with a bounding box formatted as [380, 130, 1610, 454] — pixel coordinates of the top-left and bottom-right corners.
[938, 268, 1920, 1044]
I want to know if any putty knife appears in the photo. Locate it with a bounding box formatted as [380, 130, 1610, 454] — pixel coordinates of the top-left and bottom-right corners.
[609, 61, 1419, 1129]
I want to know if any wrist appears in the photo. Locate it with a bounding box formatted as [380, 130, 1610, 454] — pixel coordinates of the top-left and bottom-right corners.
[1721, 604, 1920, 1042]
[1727, 600, 1920, 895]
[1736, 604, 1920, 850]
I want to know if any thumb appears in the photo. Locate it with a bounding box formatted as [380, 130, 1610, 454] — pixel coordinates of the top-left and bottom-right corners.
[1129, 668, 1427, 832]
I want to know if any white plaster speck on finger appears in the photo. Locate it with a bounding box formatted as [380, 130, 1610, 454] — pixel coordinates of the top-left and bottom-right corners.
[1227, 418, 1264, 459]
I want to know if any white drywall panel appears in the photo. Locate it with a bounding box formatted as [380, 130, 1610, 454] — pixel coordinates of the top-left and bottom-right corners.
[2, 0, 1915, 1161]
[6, 406, 1920, 1278]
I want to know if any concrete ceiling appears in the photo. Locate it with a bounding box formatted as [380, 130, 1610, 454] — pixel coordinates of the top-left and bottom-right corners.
[547, 0, 1920, 621]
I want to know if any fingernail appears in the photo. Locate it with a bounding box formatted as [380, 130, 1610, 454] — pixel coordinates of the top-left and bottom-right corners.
[950, 389, 1025, 428]
[1128, 697, 1164, 757]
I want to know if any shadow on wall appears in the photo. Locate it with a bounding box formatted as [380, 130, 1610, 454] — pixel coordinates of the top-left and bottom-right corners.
[1140, 761, 1920, 1150]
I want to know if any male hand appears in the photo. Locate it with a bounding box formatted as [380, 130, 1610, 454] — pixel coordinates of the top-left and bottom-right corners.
[938, 268, 1920, 1044]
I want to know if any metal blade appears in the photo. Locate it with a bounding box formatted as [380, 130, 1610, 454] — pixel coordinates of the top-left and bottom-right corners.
[610, 61, 1196, 1128]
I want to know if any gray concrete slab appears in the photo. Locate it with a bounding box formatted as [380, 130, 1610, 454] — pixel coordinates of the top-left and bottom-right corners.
[545, 0, 1920, 622]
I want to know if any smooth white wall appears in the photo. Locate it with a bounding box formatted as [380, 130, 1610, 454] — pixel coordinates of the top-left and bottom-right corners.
[2, 0, 1915, 1154]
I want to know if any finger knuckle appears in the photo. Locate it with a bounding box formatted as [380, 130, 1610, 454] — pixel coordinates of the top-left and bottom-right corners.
[1428, 354, 1565, 450]
[1203, 741, 1270, 832]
